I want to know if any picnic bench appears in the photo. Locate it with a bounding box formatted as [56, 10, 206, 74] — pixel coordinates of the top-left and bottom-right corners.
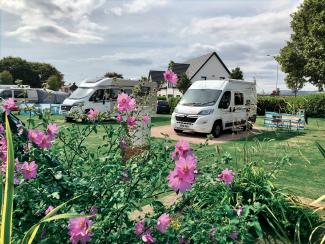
[264, 111, 305, 131]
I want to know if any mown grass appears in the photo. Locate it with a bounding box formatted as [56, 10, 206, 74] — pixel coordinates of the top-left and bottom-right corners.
[17, 114, 325, 199]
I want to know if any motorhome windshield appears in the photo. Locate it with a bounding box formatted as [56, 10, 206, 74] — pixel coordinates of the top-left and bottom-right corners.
[69, 88, 94, 99]
[180, 89, 222, 106]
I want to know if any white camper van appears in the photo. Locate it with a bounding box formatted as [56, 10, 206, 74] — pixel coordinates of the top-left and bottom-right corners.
[171, 79, 257, 137]
[61, 77, 156, 121]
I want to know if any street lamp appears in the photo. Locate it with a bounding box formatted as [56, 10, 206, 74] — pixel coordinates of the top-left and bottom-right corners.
[266, 54, 279, 91]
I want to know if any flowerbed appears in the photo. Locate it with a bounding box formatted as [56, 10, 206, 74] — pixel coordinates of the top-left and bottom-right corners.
[0, 74, 324, 243]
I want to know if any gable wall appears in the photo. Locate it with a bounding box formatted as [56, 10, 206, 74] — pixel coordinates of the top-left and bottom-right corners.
[191, 55, 229, 82]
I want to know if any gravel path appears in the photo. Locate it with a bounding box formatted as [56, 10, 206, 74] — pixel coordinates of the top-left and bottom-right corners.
[151, 124, 263, 145]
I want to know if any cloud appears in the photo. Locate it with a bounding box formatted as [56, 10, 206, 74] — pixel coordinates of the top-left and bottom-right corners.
[118, 58, 152, 66]
[109, 0, 169, 16]
[1, 0, 106, 44]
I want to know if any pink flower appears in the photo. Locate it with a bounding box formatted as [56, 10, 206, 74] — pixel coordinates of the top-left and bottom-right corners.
[45, 205, 54, 215]
[230, 231, 238, 240]
[126, 116, 136, 127]
[116, 114, 123, 123]
[87, 109, 98, 121]
[117, 92, 136, 113]
[68, 217, 93, 244]
[175, 155, 197, 178]
[28, 129, 39, 142]
[21, 161, 38, 180]
[208, 227, 216, 241]
[0, 138, 7, 162]
[218, 168, 235, 185]
[167, 168, 193, 193]
[142, 230, 155, 243]
[172, 140, 191, 160]
[143, 114, 150, 125]
[157, 213, 170, 233]
[134, 219, 145, 236]
[2, 98, 19, 114]
[163, 70, 178, 85]
[47, 123, 59, 138]
[1, 158, 21, 185]
[0, 124, 4, 134]
[35, 132, 52, 149]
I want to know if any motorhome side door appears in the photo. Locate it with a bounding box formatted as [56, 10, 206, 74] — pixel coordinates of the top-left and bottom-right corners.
[218, 91, 234, 129]
[232, 91, 247, 126]
[88, 89, 109, 112]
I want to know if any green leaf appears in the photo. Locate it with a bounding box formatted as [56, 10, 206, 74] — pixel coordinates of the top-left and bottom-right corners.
[315, 142, 325, 158]
[22, 195, 83, 244]
[253, 221, 263, 238]
[1, 115, 15, 244]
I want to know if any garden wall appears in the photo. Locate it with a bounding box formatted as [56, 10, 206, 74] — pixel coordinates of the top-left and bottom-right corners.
[257, 94, 325, 118]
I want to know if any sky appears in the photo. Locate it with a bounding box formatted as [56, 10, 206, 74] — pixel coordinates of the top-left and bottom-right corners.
[0, 0, 315, 92]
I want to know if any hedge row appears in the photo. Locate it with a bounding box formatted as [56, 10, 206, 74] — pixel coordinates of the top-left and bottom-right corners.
[257, 93, 325, 118]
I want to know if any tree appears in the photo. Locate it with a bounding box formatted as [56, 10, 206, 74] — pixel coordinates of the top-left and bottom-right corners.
[104, 72, 123, 78]
[168, 60, 175, 70]
[0, 56, 63, 88]
[229, 67, 244, 80]
[176, 73, 191, 94]
[285, 74, 304, 97]
[277, 0, 325, 91]
[0, 70, 14, 84]
[46, 75, 63, 91]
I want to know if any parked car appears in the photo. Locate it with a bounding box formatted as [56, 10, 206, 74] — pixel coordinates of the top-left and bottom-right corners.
[156, 100, 170, 114]
[171, 79, 257, 137]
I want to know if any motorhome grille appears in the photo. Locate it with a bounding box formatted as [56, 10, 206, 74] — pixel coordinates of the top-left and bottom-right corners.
[175, 116, 197, 123]
[61, 105, 72, 111]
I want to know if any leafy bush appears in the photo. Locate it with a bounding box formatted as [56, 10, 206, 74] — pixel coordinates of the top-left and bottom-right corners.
[257, 93, 325, 117]
[168, 97, 181, 113]
[157, 96, 167, 101]
[0, 95, 323, 243]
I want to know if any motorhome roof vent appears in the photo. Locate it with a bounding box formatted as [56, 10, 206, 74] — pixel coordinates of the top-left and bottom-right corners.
[85, 77, 105, 83]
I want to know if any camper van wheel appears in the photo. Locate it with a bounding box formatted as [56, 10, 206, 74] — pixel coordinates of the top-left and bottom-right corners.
[174, 129, 183, 134]
[212, 121, 222, 138]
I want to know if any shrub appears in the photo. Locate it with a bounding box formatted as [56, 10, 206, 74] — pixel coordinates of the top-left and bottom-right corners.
[157, 96, 167, 101]
[168, 97, 181, 113]
[257, 93, 325, 117]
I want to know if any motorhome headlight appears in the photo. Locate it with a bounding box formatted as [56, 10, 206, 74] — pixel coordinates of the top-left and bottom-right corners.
[72, 102, 84, 107]
[198, 109, 214, 115]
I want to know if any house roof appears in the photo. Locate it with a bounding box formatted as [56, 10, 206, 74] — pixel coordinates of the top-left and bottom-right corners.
[184, 52, 230, 80]
[148, 51, 230, 83]
[171, 63, 190, 76]
[148, 70, 164, 84]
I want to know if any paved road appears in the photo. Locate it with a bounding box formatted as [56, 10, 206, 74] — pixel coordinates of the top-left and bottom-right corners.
[151, 124, 263, 145]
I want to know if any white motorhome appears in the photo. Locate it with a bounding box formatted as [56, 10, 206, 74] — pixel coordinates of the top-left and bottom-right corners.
[0, 86, 37, 103]
[171, 79, 257, 137]
[61, 77, 156, 121]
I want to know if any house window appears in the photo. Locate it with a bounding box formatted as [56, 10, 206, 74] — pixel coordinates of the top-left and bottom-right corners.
[234, 92, 244, 105]
[201, 76, 207, 80]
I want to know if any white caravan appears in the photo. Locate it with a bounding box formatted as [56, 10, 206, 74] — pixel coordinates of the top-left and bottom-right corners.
[171, 79, 257, 137]
[61, 77, 156, 121]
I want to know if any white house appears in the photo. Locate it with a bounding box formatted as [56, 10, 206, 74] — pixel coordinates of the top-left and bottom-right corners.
[148, 52, 230, 97]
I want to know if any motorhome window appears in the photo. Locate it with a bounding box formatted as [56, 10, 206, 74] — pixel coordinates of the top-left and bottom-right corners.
[201, 76, 207, 80]
[69, 88, 94, 99]
[89, 89, 105, 102]
[218, 91, 231, 109]
[14, 90, 26, 98]
[180, 89, 222, 106]
[124, 89, 132, 95]
[0, 90, 12, 99]
[234, 92, 244, 105]
[108, 88, 120, 100]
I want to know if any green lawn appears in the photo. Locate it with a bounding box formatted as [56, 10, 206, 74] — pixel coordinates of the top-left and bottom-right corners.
[17, 114, 325, 199]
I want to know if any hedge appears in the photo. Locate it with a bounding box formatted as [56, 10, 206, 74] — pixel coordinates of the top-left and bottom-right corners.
[257, 93, 325, 118]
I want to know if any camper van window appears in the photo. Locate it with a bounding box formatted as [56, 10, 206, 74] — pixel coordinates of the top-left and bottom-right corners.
[109, 88, 120, 100]
[180, 89, 222, 106]
[70, 88, 94, 99]
[90, 89, 105, 102]
[14, 90, 26, 98]
[0, 90, 12, 99]
[218, 91, 231, 109]
[124, 89, 132, 95]
[234, 92, 244, 105]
